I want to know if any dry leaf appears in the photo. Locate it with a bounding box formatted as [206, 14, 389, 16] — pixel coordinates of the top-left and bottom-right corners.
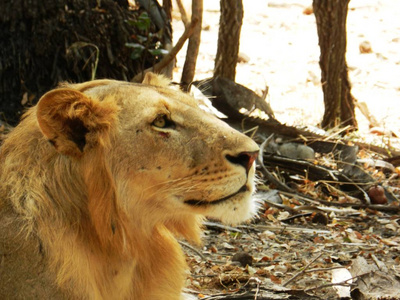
[331, 268, 352, 298]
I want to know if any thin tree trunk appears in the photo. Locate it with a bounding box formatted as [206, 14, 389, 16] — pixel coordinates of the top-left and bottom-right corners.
[161, 0, 174, 78]
[181, 0, 203, 91]
[175, 0, 189, 27]
[214, 0, 243, 81]
[313, 0, 357, 130]
[162, 0, 172, 21]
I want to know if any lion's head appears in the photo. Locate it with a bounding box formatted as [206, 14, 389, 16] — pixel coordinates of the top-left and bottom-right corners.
[37, 72, 258, 231]
[0, 73, 258, 299]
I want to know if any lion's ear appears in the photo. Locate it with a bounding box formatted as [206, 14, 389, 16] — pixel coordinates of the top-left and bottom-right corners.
[142, 72, 171, 87]
[37, 88, 116, 158]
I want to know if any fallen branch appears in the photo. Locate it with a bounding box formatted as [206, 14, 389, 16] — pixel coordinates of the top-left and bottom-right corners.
[242, 224, 330, 235]
[200, 286, 316, 300]
[261, 153, 383, 206]
[273, 189, 400, 214]
[203, 221, 243, 232]
[305, 266, 348, 273]
[258, 137, 295, 193]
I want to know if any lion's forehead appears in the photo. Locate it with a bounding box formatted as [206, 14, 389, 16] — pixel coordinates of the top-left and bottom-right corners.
[83, 82, 217, 127]
[81, 81, 198, 109]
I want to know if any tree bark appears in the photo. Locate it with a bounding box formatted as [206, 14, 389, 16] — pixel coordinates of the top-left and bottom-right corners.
[313, 0, 357, 130]
[162, 0, 172, 21]
[214, 0, 243, 81]
[175, 0, 189, 27]
[180, 0, 203, 91]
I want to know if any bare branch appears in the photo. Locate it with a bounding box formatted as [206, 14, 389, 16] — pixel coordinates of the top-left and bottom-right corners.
[131, 18, 198, 82]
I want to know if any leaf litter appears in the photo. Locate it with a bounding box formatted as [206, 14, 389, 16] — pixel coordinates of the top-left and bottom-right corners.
[184, 165, 400, 299]
[179, 102, 400, 298]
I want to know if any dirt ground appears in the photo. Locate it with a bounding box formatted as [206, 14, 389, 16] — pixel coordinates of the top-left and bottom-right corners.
[171, 1, 400, 299]
[172, 0, 400, 135]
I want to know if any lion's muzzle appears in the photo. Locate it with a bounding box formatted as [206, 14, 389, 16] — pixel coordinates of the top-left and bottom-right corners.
[225, 151, 258, 175]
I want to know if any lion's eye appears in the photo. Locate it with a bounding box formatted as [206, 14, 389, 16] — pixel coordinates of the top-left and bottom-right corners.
[152, 115, 175, 129]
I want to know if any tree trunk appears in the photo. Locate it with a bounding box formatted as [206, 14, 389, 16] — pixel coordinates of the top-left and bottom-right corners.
[214, 0, 243, 81]
[162, 0, 174, 78]
[162, 0, 172, 21]
[180, 0, 203, 91]
[313, 0, 357, 130]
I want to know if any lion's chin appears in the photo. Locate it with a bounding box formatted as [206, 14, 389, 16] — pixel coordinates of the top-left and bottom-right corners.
[184, 185, 248, 207]
[185, 186, 258, 225]
[211, 192, 258, 225]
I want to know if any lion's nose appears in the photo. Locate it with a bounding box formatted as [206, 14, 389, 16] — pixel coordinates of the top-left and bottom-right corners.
[225, 151, 258, 174]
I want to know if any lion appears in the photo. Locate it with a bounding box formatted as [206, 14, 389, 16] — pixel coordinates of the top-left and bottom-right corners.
[0, 73, 259, 300]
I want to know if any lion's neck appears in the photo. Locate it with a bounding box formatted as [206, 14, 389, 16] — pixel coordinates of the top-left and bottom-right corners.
[38, 219, 187, 299]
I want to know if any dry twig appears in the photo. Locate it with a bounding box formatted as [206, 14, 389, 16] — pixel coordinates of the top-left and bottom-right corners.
[283, 252, 324, 287]
[304, 272, 371, 293]
[179, 240, 206, 261]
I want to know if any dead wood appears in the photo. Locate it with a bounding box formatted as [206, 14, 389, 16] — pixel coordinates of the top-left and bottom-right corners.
[193, 77, 275, 121]
[258, 139, 295, 193]
[262, 153, 365, 183]
[258, 153, 400, 212]
[387, 155, 400, 167]
[196, 82, 400, 159]
[197, 285, 319, 300]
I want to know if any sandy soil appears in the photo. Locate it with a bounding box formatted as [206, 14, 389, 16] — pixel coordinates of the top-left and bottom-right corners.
[172, 0, 400, 135]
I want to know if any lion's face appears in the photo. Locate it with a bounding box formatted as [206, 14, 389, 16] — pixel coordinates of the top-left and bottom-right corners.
[36, 73, 259, 227]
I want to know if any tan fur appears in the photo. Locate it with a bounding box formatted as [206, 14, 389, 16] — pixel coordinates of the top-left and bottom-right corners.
[0, 73, 259, 299]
